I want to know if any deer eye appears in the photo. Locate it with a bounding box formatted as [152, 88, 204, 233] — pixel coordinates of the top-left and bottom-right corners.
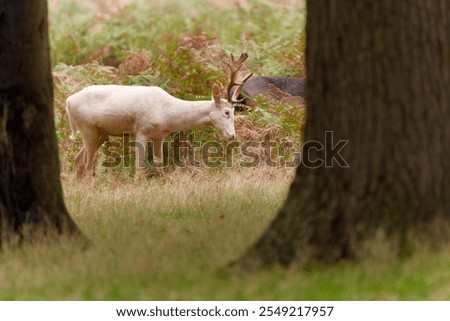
[225, 111, 230, 116]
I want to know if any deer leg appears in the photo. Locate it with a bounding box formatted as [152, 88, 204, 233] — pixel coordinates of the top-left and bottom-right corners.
[152, 138, 164, 175]
[74, 146, 86, 179]
[135, 134, 147, 178]
[92, 135, 109, 174]
[83, 132, 106, 178]
[74, 146, 85, 165]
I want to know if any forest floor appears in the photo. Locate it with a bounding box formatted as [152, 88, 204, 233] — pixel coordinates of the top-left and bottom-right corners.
[1, 169, 449, 300]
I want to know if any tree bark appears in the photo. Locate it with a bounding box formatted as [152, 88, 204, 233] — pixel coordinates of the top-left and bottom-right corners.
[0, 0, 81, 246]
[237, 0, 450, 268]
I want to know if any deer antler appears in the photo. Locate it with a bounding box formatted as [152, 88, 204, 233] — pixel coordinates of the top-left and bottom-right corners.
[226, 53, 253, 104]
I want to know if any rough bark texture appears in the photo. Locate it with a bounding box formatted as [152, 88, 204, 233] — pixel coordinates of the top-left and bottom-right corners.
[0, 0, 80, 246]
[237, 0, 450, 268]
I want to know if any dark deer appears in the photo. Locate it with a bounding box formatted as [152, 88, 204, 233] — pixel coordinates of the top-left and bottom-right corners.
[237, 76, 306, 109]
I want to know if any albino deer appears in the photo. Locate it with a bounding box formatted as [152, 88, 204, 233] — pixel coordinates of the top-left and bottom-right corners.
[66, 53, 252, 178]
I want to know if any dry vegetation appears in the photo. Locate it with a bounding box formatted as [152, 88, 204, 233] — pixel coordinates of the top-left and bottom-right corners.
[2, 168, 449, 300]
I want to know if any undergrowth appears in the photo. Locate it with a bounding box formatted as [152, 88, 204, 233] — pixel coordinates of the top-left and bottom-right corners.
[50, 0, 307, 176]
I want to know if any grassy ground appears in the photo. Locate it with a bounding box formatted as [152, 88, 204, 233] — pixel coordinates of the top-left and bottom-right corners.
[1, 169, 449, 300]
[1, 0, 449, 301]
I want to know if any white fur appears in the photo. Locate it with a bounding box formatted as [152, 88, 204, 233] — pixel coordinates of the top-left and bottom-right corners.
[66, 84, 235, 177]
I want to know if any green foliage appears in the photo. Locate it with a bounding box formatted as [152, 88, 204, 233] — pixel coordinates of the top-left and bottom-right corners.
[49, 0, 306, 74]
[49, 0, 307, 97]
[50, 0, 307, 175]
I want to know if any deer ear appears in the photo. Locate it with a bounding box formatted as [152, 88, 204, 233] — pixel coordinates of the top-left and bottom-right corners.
[212, 84, 222, 104]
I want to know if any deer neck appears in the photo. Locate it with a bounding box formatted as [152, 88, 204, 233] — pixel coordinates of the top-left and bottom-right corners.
[165, 99, 213, 132]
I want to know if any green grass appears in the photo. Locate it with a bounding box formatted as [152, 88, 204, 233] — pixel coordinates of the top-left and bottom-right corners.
[0, 171, 449, 300]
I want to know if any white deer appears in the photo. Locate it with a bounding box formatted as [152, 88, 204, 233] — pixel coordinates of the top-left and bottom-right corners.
[66, 53, 252, 178]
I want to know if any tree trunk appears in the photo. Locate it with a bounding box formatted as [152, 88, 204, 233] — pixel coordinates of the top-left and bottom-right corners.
[237, 0, 450, 268]
[0, 0, 81, 246]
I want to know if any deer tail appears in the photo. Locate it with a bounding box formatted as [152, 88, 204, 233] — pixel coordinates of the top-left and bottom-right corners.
[65, 97, 77, 140]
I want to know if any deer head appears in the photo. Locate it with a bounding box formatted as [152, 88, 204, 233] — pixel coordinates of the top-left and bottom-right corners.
[209, 84, 236, 139]
[225, 53, 253, 106]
